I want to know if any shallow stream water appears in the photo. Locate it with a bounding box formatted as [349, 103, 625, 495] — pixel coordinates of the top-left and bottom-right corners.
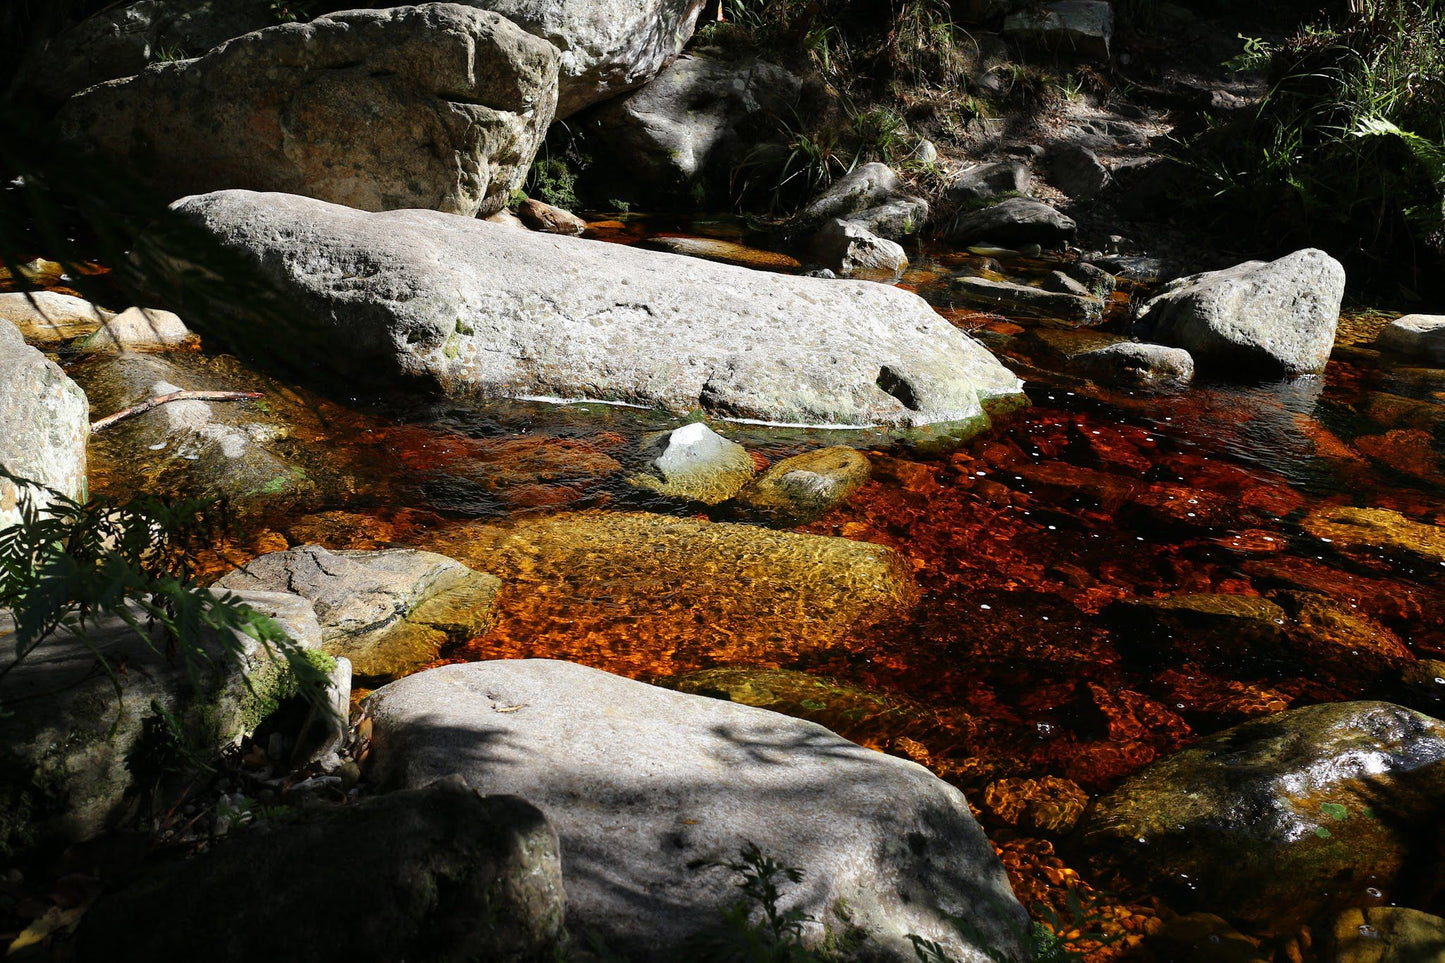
[46, 215, 1445, 957]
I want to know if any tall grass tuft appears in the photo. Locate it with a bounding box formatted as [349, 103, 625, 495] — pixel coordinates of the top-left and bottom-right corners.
[1189, 0, 1445, 297]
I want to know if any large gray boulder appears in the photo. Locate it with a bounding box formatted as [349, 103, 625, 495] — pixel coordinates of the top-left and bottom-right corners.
[75, 779, 566, 963]
[0, 591, 324, 856]
[215, 544, 502, 679]
[0, 319, 89, 531]
[459, 0, 707, 117]
[1135, 249, 1346, 376]
[15, 0, 276, 103]
[57, 4, 560, 218]
[365, 659, 1030, 961]
[1083, 701, 1445, 926]
[167, 189, 1024, 430]
[591, 51, 803, 199]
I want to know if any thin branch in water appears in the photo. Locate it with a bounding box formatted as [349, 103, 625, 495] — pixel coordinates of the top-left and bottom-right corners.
[90, 390, 263, 434]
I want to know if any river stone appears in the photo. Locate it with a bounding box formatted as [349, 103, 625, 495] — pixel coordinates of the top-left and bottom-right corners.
[457, 0, 706, 116]
[0, 320, 89, 532]
[74, 779, 565, 963]
[730, 445, 871, 525]
[944, 196, 1076, 247]
[1109, 594, 1287, 666]
[421, 511, 918, 665]
[793, 163, 928, 239]
[950, 276, 1104, 327]
[1004, 1, 1113, 60]
[945, 161, 1031, 207]
[215, 544, 501, 679]
[810, 218, 909, 281]
[628, 422, 754, 504]
[1066, 261, 1117, 298]
[516, 197, 586, 235]
[364, 659, 1030, 961]
[57, 4, 560, 218]
[1302, 505, 1445, 567]
[1374, 314, 1445, 365]
[0, 291, 109, 344]
[1049, 143, 1109, 200]
[591, 52, 803, 200]
[78, 306, 194, 352]
[1069, 341, 1194, 391]
[0, 591, 322, 856]
[166, 189, 1024, 429]
[1134, 249, 1346, 376]
[1332, 906, 1445, 963]
[1082, 701, 1445, 926]
[661, 665, 925, 739]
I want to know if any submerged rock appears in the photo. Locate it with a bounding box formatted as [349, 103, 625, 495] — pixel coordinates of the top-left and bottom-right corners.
[729, 445, 871, 525]
[58, 5, 560, 217]
[422, 511, 918, 664]
[0, 591, 322, 856]
[1082, 701, 1445, 926]
[810, 218, 909, 281]
[462, 0, 708, 116]
[0, 291, 108, 344]
[628, 421, 755, 504]
[365, 659, 1029, 961]
[215, 544, 501, 679]
[75, 779, 565, 963]
[642, 236, 802, 272]
[0, 319, 89, 531]
[1331, 906, 1445, 963]
[73, 353, 301, 504]
[1302, 505, 1445, 567]
[944, 196, 1076, 247]
[1135, 249, 1346, 376]
[662, 665, 920, 738]
[1374, 314, 1445, 365]
[167, 190, 1024, 429]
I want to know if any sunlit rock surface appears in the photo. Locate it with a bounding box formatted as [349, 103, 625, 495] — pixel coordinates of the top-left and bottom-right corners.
[0, 319, 88, 530]
[215, 544, 501, 679]
[167, 189, 1025, 429]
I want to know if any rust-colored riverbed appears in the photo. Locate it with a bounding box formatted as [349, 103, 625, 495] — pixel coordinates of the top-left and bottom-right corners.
[39, 219, 1445, 959]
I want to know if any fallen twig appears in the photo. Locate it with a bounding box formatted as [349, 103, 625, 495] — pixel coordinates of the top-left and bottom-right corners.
[90, 390, 264, 434]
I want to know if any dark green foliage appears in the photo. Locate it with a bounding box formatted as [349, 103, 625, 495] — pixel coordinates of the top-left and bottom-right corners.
[0, 469, 328, 718]
[524, 123, 594, 212]
[1187, 0, 1445, 297]
[687, 843, 835, 962]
